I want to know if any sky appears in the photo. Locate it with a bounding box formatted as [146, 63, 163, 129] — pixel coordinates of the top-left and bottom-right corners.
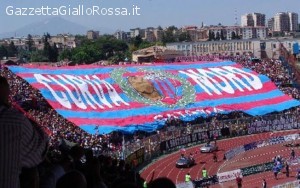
[0, 0, 300, 34]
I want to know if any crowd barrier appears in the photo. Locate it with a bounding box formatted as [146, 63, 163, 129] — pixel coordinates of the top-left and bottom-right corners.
[193, 133, 300, 186]
[125, 109, 300, 164]
[192, 161, 275, 187]
[272, 180, 300, 188]
[125, 110, 300, 158]
[134, 112, 298, 166]
[193, 175, 218, 187]
[140, 132, 300, 187]
[176, 182, 194, 188]
[225, 133, 300, 160]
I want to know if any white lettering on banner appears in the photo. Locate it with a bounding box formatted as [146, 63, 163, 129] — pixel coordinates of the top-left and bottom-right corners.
[84, 75, 112, 108]
[217, 169, 242, 183]
[34, 74, 129, 109]
[179, 66, 263, 95]
[284, 134, 299, 142]
[167, 135, 192, 149]
[90, 75, 128, 107]
[56, 75, 88, 109]
[64, 75, 103, 109]
[222, 66, 262, 90]
[34, 74, 72, 109]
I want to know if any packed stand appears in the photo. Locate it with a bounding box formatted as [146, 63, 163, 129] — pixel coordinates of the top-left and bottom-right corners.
[0, 68, 123, 157]
[1, 53, 300, 188]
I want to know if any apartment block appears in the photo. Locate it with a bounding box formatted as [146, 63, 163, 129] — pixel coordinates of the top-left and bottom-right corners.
[241, 13, 266, 27]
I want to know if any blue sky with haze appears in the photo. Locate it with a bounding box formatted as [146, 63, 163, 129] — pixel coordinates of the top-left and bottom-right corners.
[0, 0, 299, 33]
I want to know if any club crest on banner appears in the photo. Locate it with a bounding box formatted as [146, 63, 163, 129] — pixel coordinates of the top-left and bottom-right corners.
[111, 68, 196, 108]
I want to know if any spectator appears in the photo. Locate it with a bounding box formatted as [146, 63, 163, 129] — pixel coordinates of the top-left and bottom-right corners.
[2, 55, 300, 188]
[285, 161, 290, 177]
[273, 165, 279, 180]
[213, 152, 218, 162]
[143, 181, 147, 188]
[185, 173, 191, 182]
[0, 76, 48, 188]
[56, 170, 87, 188]
[148, 177, 176, 188]
[291, 149, 295, 159]
[297, 170, 300, 180]
[236, 175, 242, 188]
[202, 167, 208, 179]
[262, 179, 267, 188]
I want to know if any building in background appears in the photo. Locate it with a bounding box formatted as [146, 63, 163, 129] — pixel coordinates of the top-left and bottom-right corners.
[288, 12, 299, 32]
[114, 30, 130, 41]
[267, 18, 275, 32]
[86, 30, 100, 40]
[130, 28, 143, 38]
[207, 26, 267, 40]
[153, 27, 164, 42]
[130, 27, 165, 42]
[241, 13, 266, 27]
[166, 38, 300, 59]
[273, 12, 298, 32]
[132, 46, 183, 62]
[50, 34, 76, 50]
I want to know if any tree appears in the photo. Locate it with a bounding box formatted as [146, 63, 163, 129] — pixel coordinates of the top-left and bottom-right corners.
[132, 35, 143, 48]
[208, 31, 216, 41]
[129, 44, 138, 53]
[75, 35, 90, 47]
[178, 32, 192, 42]
[0, 45, 8, 59]
[30, 50, 48, 62]
[162, 26, 178, 44]
[231, 32, 236, 40]
[157, 25, 163, 30]
[220, 30, 226, 40]
[211, 32, 215, 41]
[7, 41, 18, 57]
[26, 34, 34, 52]
[73, 51, 89, 64]
[59, 49, 72, 61]
[42, 33, 52, 61]
[49, 43, 58, 62]
[268, 33, 273, 38]
[58, 34, 129, 64]
[43, 41, 51, 61]
[138, 41, 153, 49]
[208, 31, 212, 41]
[109, 52, 126, 64]
[17, 48, 30, 62]
[43, 33, 51, 43]
[216, 32, 220, 41]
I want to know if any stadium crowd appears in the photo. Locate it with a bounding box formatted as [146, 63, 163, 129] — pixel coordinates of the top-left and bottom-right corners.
[1, 54, 300, 188]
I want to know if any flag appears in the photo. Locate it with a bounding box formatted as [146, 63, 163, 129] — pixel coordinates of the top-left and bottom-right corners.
[8, 61, 300, 134]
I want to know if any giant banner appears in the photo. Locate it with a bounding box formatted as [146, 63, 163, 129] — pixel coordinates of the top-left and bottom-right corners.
[8, 61, 300, 134]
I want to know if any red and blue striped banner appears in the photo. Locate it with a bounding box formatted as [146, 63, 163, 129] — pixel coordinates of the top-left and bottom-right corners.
[8, 61, 300, 134]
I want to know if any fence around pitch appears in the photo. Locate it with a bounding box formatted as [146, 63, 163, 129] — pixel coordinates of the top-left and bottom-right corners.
[123, 109, 300, 169]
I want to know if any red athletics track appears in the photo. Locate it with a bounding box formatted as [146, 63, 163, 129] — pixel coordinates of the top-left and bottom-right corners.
[140, 130, 300, 187]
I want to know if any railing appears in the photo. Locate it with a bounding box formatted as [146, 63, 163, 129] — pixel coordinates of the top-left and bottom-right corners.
[272, 180, 300, 188]
[123, 108, 300, 170]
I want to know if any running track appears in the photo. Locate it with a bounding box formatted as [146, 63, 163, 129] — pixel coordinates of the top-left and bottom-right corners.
[140, 130, 300, 187]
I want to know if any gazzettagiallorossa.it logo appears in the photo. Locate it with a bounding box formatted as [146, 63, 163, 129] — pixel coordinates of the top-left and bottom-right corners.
[5, 5, 141, 16]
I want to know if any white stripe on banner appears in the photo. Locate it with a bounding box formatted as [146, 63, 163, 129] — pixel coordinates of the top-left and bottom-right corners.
[217, 169, 242, 183]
